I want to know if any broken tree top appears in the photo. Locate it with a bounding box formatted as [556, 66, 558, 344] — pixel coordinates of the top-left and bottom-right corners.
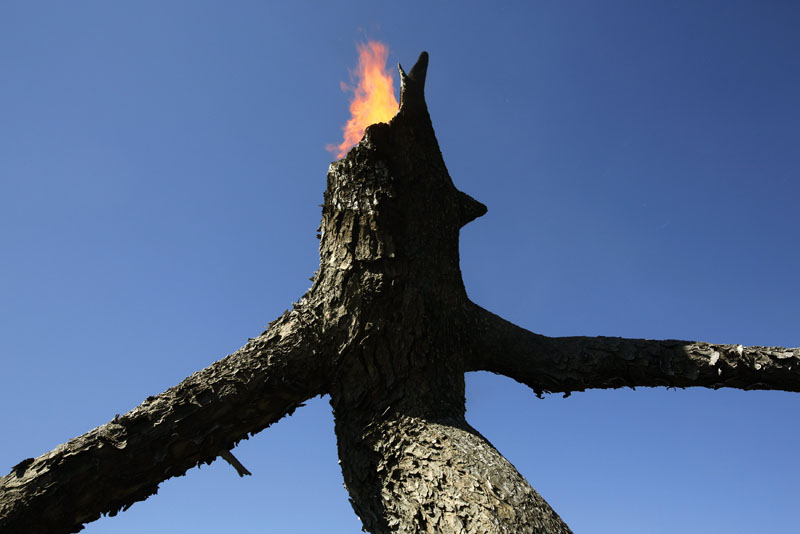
[322, 51, 486, 299]
[1, 51, 798, 534]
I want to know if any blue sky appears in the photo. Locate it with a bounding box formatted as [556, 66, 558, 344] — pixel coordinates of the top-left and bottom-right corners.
[1, 2, 798, 533]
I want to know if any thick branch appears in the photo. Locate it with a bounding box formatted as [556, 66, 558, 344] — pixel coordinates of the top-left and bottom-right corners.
[0, 306, 331, 534]
[467, 304, 800, 396]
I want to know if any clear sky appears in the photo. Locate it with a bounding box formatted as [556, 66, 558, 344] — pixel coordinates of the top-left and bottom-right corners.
[2, 2, 798, 533]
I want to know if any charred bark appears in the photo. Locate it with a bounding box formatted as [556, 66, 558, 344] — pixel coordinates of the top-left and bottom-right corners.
[320, 52, 569, 533]
[0, 309, 332, 534]
[466, 304, 800, 396]
[1, 50, 797, 534]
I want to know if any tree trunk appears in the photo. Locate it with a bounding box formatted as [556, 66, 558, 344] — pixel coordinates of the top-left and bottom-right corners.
[317, 52, 570, 532]
[2, 50, 798, 534]
[335, 411, 569, 534]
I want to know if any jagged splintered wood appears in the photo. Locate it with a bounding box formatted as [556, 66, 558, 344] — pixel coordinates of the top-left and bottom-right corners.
[1, 51, 799, 534]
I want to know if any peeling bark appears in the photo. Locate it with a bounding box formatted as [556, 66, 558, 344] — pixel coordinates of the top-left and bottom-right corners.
[337, 413, 569, 534]
[467, 304, 800, 396]
[0, 309, 331, 534]
[1, 50, 797, 534]
[320, 52, 570, 533]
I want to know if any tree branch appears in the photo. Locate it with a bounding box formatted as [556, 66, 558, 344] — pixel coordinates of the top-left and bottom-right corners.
[467, 304, 800, 396]
[0, 306, 331, 534]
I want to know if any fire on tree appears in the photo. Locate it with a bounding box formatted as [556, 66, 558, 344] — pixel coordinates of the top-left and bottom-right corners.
[1, 49, 799, 534]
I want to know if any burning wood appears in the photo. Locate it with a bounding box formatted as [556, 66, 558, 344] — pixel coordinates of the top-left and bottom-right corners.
[327, 41, 399, 159]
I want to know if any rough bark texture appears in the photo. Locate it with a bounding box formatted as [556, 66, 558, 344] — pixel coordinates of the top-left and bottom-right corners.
[319, 52, 569, 533]
[1, 51, 797, 534]
[0, 310, 332, 534]
[338, 412, 569, 534]
[467, 304, 800, 396]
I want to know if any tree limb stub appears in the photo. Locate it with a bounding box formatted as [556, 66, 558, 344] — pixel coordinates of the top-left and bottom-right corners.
[467, 304, 800, 396]
[0, 309, 331, 534]
[219, 450, 252, 478]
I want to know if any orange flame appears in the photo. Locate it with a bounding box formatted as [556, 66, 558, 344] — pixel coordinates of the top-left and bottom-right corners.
[327, 41, 399, 159]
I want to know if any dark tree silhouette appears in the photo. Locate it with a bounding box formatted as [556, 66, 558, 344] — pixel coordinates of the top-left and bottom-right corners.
[1, 52, 798, 534]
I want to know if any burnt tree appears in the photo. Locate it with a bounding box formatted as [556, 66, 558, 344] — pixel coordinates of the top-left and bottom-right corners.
[1, 52, 799, 534]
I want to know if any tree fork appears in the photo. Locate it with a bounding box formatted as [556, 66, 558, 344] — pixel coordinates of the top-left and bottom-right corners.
[1, 51, 797, 534]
